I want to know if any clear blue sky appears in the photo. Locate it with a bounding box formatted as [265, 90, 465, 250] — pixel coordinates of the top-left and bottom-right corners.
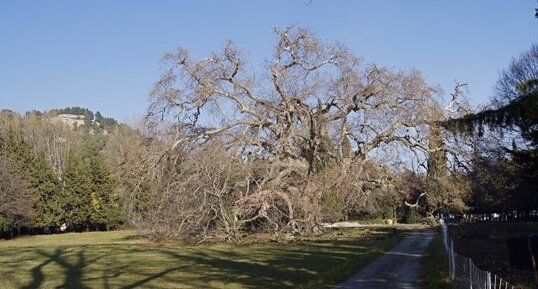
[1, 1, 537, 121]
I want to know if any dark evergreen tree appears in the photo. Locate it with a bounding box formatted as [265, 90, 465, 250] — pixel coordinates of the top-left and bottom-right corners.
[0, 130, 33, 169]
[30, 154, 62, 228]
[442, 45, 538, 216]
[61, 154, 93, 230]
[87, 151, 123, 229]
[426, 124, 448, 211]
[95, 111, 104, 123]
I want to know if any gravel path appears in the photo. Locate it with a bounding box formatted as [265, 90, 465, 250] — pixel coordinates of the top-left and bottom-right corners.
[333, 228, 434, 289]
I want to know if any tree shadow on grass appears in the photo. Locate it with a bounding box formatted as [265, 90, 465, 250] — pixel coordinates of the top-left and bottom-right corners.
[20, 255, 54, 289]
[26, 248, 88, 289]
[21, 247, 110, 289]
[146, 238, 393, 288]
[7, 231, 397, 289]
[15, 246, 204, 289]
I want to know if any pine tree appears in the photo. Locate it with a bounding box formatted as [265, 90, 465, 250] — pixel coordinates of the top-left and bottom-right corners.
[61, 154, 93, 230]
[0, 130, 33, 169]
[88, 152, 122, 230]
[95, 111, 103, 123]
[30, 154, 62, 228]
[425, 124, 449, 217]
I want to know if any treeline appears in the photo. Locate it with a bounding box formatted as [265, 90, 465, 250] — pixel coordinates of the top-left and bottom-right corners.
[0, 109, 139, 238]
[48, 106, 119, 131]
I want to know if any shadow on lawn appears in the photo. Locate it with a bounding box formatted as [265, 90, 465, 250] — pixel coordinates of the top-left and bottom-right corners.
[22, 248, 105, 289]
[9, 229, 397, 289]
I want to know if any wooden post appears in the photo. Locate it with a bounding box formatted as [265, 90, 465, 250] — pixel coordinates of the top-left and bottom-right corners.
[469, 258, 473, 289]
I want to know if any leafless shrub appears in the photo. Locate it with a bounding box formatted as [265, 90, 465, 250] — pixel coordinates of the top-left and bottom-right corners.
[0, 155, 33, 225]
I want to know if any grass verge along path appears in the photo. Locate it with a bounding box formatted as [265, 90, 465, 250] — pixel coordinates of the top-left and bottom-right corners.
[417, 229, 452, 289]
[0, 226, 404, 289]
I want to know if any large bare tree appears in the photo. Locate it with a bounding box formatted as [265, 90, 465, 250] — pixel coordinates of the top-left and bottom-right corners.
[146, 27, 442, 237]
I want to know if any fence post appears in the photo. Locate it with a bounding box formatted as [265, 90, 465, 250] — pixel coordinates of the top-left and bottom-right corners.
[447, 245, 451, 279]
[450, 239, 456, 280]
[469, 258, 473, 289]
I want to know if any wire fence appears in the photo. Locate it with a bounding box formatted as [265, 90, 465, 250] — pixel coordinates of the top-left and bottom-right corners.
[440, 219, 517, 289]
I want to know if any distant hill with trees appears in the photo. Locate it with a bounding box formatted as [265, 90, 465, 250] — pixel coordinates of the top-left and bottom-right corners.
[0, 107, 147, 237]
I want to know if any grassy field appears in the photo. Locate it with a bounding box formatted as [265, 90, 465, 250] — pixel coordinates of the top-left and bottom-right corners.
[417, 229, 452, 289]
[449, 222, 538, 289]
[0, 226, 405, 289]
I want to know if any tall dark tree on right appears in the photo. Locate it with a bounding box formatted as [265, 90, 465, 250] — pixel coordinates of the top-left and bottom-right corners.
[443, 44, 538, 217]
[426, 124, 448, 214]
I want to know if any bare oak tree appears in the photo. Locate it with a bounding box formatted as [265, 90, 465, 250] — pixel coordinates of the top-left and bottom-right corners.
[146, 27, 442, 237]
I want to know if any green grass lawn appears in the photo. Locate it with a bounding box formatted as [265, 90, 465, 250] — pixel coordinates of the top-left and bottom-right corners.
[417, 229, 452, 289]
[0, 227, 403, 289]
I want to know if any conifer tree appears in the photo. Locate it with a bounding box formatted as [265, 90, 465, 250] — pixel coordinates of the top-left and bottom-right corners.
[0, 130, 33, 169]
[62, 154, 93, 230]
[88, 151, 122, 229]
[30, 154, 62, 228]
